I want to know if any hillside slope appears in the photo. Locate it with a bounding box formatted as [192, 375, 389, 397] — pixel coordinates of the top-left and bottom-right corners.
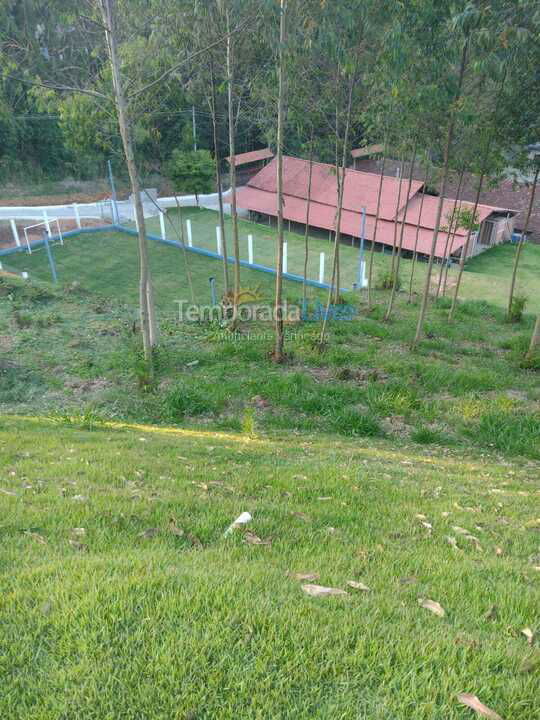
[0, 415, 538, 719]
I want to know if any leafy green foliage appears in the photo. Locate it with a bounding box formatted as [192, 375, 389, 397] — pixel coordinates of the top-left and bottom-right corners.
[165, 149, 214, 196]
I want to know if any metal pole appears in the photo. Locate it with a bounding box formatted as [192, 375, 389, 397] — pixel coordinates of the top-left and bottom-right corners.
[108, 159, 119, 224]
[42, 231, 58, 284]
[356, 207, 366, 288]
[192, 107, 197, 152]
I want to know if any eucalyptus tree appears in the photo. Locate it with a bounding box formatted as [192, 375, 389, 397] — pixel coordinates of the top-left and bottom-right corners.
[525, 314, 540, 363]
[448, 2, 538, 321]
[411, 1, 484, 349]
[273, 0, 288, 362]
[317, 0, 390, 343]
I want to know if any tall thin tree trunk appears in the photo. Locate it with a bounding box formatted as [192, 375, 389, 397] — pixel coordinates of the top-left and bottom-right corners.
[408, 154, 430, 303]
[302, 130, 314, 306]
[226, 9, 240, 315]
[209, 60, 229, 296]
[173, 195, 195, 303]
[389, 158, 404, 277]
[99, 0, 157, 370]
[507, 164, 539, 320]
[449, 67, 507, 320]
[442, 199, 461, 296]
[412, 37, 469, 349]
[385, 141, 417, 320]
[525, 313, 540, 362]
[273, 0, 287, 362]
[325, 64, 356, 317]
[367, 154, 387, 310]
[436, 167, 464, 298]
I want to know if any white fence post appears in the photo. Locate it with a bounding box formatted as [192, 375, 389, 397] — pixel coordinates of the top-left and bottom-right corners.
[216, 226, 222, 255]
[186, 219, 193, 247]
[43, 210, 51, 236]
[319, 252, 325, 284]
[10, 219, 21, 247]
[248, 234, 253, 265]
[283, 241, 288, 274]
[73, 203, 81, 229]
[159, 212, 166, 240]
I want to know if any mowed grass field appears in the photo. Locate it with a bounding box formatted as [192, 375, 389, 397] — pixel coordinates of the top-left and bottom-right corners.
[5, 206, 540, 312]
[1, 415, 539, 719]
[4, 227, 321, 313]
[142, 207, 540, 312]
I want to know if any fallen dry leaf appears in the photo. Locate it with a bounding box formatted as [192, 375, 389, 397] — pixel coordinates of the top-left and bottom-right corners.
[138, 528, 159, 539]
[456, 692, 503, 720]
[69, 539, 88, 551]
[244, 531, 271, 546]
[447, 536, 459, 550]
[169, 518, 184, 537]
[452, 526, 471, 536]
[24, 531, 47, 545]
[495, 547, 503, 556]
[399, 575, 418, 585]
[418, 598, 445, 617]
[522, 627, 534, 645]
[290, 511, 311, 522]
[288, 571, 319, 582]
[347, 580, 371, 592]
[484, 605, 498, 621]
[71, 527, 86, 537]
[520, 653, 540, 673]
[301, 584, 347, 597]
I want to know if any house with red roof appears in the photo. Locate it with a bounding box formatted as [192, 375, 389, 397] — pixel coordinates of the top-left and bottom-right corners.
[235, 155, 516, 260]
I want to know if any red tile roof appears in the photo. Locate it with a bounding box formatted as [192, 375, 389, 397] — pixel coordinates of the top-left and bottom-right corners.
[396, 194, 502, 235]
[226, 147, 273, 167]
[235, 156, 508, 258]
[248, 156, 422, 221]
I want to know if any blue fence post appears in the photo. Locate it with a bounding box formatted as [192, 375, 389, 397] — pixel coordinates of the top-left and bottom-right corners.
[42, 231, 58, 284]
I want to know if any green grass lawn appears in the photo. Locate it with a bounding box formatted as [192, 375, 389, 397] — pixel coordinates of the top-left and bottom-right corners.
[1, 273, 538, 459]
[140, 207, 540, 312]
[1, 216, 539, 719]
[5, 207, 540, 313]
[3, 229, 320, 312]
[1, 414, 538, 719]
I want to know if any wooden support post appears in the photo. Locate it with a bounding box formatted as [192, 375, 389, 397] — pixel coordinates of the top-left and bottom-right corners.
[319, 252, 325, 284]
[186, 219, 193, 247]
[248, 234, 253, 265]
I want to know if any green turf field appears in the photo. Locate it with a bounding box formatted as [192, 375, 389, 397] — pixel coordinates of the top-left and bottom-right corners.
[3, 228, 323, 312]
[4, 206, 540, 313]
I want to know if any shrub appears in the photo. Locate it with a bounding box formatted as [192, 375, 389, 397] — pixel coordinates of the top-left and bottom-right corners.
[164, 383, 223, 419]
[328, 407, 381, 437]
[508, 295, 527, 323]
[377, 267, 401, 290]
[411, 426, 442, 444]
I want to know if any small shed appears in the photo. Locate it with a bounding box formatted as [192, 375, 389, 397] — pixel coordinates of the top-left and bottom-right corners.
[226, 147, 274, 186]
[351, 144, 384, 170]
